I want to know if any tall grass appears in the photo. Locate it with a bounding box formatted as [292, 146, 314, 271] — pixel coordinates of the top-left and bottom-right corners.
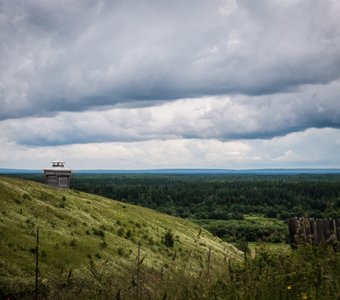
[1, 244, 338, 299]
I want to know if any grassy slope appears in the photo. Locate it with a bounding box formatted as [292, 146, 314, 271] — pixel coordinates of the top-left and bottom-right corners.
[0, 176, 241, 290]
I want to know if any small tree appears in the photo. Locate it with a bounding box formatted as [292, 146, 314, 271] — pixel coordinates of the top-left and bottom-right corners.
[235, 239, 250, 255]
[163, 231, 174, 248]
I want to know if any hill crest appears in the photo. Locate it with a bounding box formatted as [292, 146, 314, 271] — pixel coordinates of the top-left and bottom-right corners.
[0, 176, 241, 296]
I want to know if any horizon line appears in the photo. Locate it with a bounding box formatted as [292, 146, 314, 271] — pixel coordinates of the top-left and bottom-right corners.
[1, 167, 340, 175]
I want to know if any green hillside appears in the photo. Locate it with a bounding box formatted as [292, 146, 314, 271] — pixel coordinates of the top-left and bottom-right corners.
[0, 176, 241, 298]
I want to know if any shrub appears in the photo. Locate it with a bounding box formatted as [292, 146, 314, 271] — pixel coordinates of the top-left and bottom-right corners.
[22, 193, 32, 201]
[69, 239, 77, 248]
[100, 241, 108, 249]
[117, 247, 124, 256]
[125, 230, 132, 239]
[117, 228, 124, 237]
[25, 219, 35, 228]
[162, 231, 175, 248]
[234, 239, 250, 254]
[92, 228, 105, 237]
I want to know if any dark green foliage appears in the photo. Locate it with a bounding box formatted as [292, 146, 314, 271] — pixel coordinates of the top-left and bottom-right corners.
[117, 227, 124, 237]
[92, 228, 105, 237]
[69, 239, 77, 248]
[99, 241, 108, 249]
[25, 218, 35, 228]
[116, 247, 124, 256]
[22, 193, 32, 201]
[201, 220, 288, 243]
[234, 239, 250, 254]
[125, 229, 132, 239]
[64, 174, 340, 221]
[162, 231, 174, 248]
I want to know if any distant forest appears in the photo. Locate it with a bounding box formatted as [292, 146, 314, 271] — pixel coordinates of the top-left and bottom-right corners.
[69, 174, 340, 218]
[11, 174, 340, 243]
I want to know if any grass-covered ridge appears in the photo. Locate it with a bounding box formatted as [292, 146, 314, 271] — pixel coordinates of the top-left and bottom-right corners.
[0, 176, 241, 298]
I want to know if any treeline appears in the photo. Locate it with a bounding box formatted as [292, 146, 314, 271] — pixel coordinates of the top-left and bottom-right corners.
[68, 174, 340, 219]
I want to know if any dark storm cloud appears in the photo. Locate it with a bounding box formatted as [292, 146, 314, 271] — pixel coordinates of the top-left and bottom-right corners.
[1, 0, 340, 125]
[1, 79, 339, 146]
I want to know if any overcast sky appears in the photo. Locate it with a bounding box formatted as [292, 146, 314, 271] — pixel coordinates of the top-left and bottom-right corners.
[1, 0, 340, 169]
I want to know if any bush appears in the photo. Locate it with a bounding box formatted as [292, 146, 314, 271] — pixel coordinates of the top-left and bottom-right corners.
[117, 247, 125, 256]
[69, 239, 77, 248]
[125, 230, 132, 239]
[234, 239, 250, 254]
[22, 193, 32, 201]
[100, 241, 108, 249]
[162, 231, 174, 248]
[92, 228, 105, 237]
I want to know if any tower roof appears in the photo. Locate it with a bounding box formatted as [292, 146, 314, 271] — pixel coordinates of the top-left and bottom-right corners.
[52, 160, 65, 167]
[43, 160, 71, 171]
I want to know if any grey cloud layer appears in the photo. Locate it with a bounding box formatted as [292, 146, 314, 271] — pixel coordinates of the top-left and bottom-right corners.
[2, 79, 339, 146]
[1, 0, 340, 122]
[1, 128, 339, 169]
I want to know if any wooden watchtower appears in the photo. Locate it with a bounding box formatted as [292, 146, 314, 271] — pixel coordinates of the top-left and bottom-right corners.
[43, 161, 72, 188]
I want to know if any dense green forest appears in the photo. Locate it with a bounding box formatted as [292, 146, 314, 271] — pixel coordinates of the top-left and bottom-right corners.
[14, 174, 340, 244]
[70, 175, 340, 221]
